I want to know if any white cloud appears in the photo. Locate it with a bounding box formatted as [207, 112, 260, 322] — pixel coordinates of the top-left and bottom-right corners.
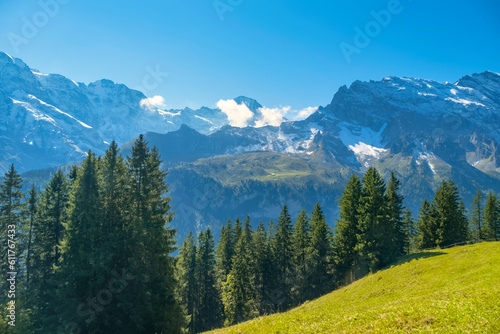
[295, 106, 318, 120]
[140, 95, 166, 110]
[255, 106, 290, 127]
[217, 99, 254, 127]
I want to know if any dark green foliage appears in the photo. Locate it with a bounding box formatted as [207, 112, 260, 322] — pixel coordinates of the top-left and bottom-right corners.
[483, 192, 500, 240]
[334, 174, 362, 283]
[291, 209, 311, 303]
[270, 205, 294, 310]
[471, 189, 485, 242]
[385, 172, 405, 258]
[402, 207, 416, 255]
[194, 229, 222, 332]
[222, 217, 256, 325]
[31, 169, 69, 329]
[308, 203, 333, 297]
[252, 221, 273, 314]
[356, 168, 389, 273]
[176, 232, 197, 332]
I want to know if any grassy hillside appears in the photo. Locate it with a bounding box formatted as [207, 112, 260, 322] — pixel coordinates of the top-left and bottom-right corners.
[207, 242, 500, 333]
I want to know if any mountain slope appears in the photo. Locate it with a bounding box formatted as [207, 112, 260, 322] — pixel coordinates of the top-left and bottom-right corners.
[208, 242, 500, 333]
[0, 51, 235, 173]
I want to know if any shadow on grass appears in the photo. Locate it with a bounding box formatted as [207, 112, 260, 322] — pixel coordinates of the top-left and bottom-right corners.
[391, 251, 446, 267]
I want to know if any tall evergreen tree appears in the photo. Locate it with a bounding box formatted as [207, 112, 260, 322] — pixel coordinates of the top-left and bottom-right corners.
[433, 181, 468, 246]
[222, 217, 256, 325]
[127, 137, 184, 333]
[194, 229, 222, 332]
[270, 205, 294, 310]
[56, 152, 105, 333]
[308, 203, 333, 297]
[483, 192, 500, 241]
[32, 170, 69, 330]
[416, 199, 437, 250]
[176, 231, 197, 333]
[402, 207, 416, 255]
[215, 219, 235, 309]
[385, 172, 405, 258]
[334, 174, 362, 284]
[356, 168, 388, 273]
[252, 221, 272, 314]
[471, 189, 485, 242]
[25, 185, 39, 291]
[291, 209, 311, 303]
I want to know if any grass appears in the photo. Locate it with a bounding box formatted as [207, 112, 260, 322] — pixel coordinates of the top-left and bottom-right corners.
[207, 242, 500, 333]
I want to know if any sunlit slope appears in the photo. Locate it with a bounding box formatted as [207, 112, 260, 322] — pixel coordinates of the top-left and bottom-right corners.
[208, 242, 500, 333]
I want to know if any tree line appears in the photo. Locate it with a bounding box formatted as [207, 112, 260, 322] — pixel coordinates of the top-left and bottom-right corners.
[0, 137, 499, 333]
[0, 137, 184, 333]
[175, 169, 500, 332]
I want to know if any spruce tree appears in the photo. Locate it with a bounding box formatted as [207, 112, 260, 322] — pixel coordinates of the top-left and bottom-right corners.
[25, 185, 39, 291]
[385, 172, 405, 258]
[484, 192, 499, 241]
[291, 209, 311, 303]
[356, 168, 388, 273]
[56, 152, 105, 333]
[402, 207, 415, 255]
[32, 169, 69, 330]
[222, 218, 256, 325]
[416, 199, 438, 250]
[127, 137, 184, 333]
[194, 228, 222, 332]
[176, 231, 197, 333]
[334, 174, 362, 283]
[270, 205, 294, 310]
[309, 203, 332, 297]
[252, 221, 272, 314]
[471, 189, 485, 242]
[433, 181, 468, 247]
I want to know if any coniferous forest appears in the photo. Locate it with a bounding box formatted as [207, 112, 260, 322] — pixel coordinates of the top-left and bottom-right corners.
[0, 138, 499, 333]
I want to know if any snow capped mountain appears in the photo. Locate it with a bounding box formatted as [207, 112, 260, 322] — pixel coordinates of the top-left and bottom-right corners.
[0, 52, 236, 173]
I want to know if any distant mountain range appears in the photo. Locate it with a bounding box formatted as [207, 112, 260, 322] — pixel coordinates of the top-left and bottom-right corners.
[3, 51, 500, 239]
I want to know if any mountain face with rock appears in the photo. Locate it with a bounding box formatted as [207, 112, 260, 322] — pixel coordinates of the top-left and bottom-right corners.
[119, 71, 500, 238]
[3, 51, 500, 239]
[0, 51, 233, 173]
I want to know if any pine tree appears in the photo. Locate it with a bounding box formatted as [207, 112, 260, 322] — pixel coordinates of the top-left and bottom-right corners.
[56, 152, 105, 333]
[334, 174, 362, 284]
[215, 220, 235, 305]
[356, 168, 388, 273]
[222, 217, 256, 325]
[471, 189, 485, 242]
[270, 205, 294, 310]
[433, 181, 468, 247]
[127, 137, 184, 333]
[385, 172, 405, 259]
[309, 203, 333, 298]
[194, 228, 222, 332]
[176, 231, 197, 333]
[252, 221, 272, 314]
[416, 199, 438, 250]
[402, 207, 415, 255]
[32, 169, 69, 330]
[25, 185, 38, 291]
[291, 209, 311, 303]
[484, 192, 500, 241]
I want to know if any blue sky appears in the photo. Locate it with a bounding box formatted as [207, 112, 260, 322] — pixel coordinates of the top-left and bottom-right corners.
[0, 0, 499, 110]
